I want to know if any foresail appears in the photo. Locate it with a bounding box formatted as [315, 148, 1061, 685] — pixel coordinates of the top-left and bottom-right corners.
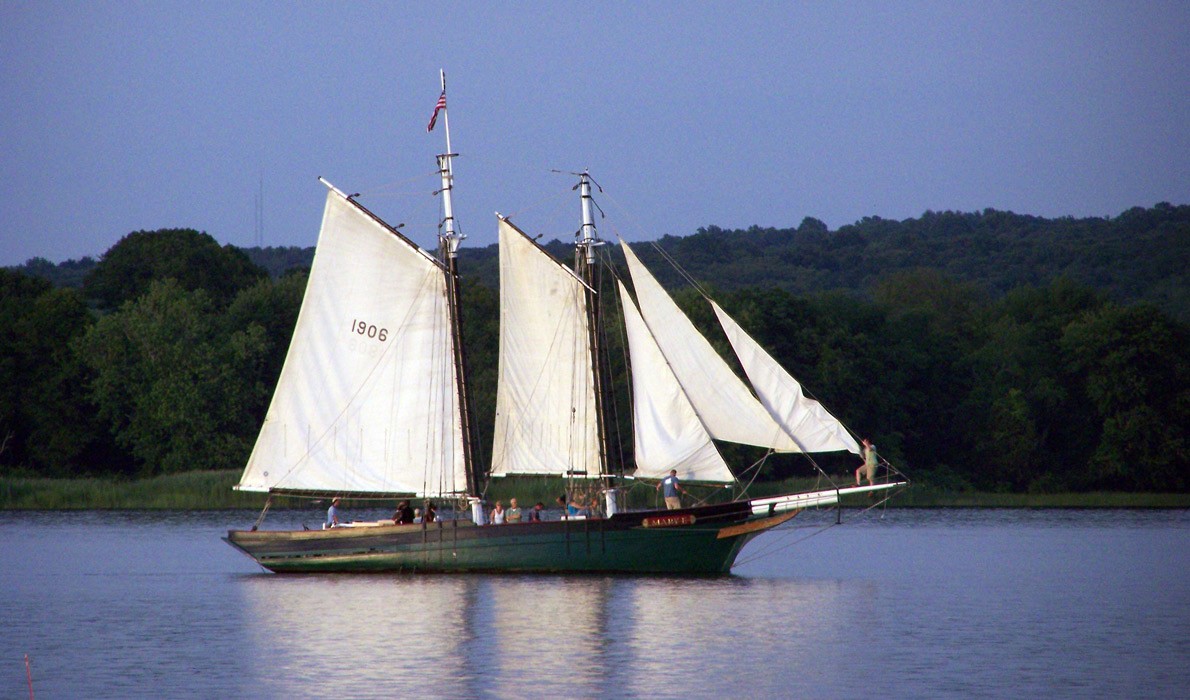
[619, 242, 799, 452]
[236, 187, 469, 496]
[489, 218, 602, 477]
[619, 282, 734, 483]
[712, 301, 861, 455]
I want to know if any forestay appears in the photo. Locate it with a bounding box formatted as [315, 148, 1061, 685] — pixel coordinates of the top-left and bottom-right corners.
[712, 301, 860, 455]
[489, 218, 602, 477]
[620, 242, 800, 452]
[235, 186, 469, 496]
[618, 282, 735, 483]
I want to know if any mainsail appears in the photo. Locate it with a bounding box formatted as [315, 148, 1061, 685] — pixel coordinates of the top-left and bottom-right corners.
[489, 218, 602, 477]
[235, 184, 469, 496]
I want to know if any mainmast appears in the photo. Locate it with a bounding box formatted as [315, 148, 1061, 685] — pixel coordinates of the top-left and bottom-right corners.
[575, 172, 612, 487]
[431, 70, 481, 500]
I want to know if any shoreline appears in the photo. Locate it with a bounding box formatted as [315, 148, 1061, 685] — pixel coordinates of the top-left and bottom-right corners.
[2, 470, 1187, 510]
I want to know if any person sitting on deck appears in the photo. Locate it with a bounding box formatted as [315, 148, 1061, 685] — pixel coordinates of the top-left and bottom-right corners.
[528, 502, 545, 522]
[393, 500, 415, 525]
[325, 497, 341, 528]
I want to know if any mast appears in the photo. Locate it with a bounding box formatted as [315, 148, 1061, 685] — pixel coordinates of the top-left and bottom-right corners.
[575, 172, 611, 483]
[432, 70, 481, 498]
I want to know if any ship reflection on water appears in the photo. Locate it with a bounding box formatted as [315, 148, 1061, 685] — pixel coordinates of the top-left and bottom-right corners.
[235, 570, 847, 698]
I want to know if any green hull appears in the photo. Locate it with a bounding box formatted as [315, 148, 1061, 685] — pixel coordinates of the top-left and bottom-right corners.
[226, 502, 756, 575]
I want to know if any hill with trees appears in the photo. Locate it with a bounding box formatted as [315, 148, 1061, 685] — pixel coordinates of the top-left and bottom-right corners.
[13, 203, 1189, 320]
[3, 204, 1187, 493]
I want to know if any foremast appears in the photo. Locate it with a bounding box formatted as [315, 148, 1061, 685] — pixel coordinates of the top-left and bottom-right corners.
[574, 173, 616, 506]
[432, 70, 482, 500]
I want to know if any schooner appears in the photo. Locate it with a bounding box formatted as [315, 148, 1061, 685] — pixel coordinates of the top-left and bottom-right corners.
[224, 74, 906, 574]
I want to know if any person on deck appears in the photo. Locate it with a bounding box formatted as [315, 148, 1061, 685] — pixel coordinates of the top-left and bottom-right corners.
[393, 500, 414, 525]
[528, 502, 545, 522]
[855, 439, 878, 486]
[506, 498, 523, 523]
[657, 469, 686, 509]
[558, 494, 586, 518]
[490, 500, 506, 525]
[424, 502, 438, 523]
[326, 497, 341, 528]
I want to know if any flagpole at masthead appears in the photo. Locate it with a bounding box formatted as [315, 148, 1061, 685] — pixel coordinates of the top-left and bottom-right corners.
[433, 70, 461, 259]
[441, 70, 452, 161]
[429, 70, 481, 515]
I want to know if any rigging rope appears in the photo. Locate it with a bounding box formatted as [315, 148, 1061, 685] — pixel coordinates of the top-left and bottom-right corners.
[649, 240, 714, 300]
[734, 482, 905, 567]
[350, 169, 442, 200]
[596, 245, 631, 477]
[732, 450, 772, 500]
[733, 519, 841, 567]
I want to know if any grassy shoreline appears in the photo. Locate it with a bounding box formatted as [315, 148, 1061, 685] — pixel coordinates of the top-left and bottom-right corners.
[1, 470, 1187, 510]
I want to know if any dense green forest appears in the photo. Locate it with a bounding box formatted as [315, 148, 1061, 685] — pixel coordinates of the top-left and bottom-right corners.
[3, 205, 1188, 493]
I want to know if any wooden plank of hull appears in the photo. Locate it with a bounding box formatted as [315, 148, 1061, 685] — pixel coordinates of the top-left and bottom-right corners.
[716, 508, 801, 539]
[225, 501, 759, 575]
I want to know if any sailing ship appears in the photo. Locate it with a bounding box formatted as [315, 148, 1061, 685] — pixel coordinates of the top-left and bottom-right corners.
[224, 75, 906, 574]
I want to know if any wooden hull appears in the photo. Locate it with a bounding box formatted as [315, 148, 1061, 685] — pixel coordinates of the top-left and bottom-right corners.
[226, 501, 761, 575]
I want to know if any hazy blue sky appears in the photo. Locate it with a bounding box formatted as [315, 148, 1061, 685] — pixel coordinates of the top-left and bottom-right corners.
[2, 1, 1187, 265]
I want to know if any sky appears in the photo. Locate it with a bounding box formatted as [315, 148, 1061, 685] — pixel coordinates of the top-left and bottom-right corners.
[2, 1, 1188, 265]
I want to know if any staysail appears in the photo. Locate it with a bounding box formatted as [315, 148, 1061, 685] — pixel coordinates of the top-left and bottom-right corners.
[489, 218, 602, 477]
[712, 301, 860, 455]
[618, 282, 735, 483]
[235, 183, 469, 496]
[619, 242, 800, 452]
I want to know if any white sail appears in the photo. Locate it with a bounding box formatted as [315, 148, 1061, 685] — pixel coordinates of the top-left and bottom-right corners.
[236, 186, 468, 496]
[619, 282, 734, 483]
[620, 242, 800, 452]
[712, 301, 861, 455]
[489, 218, 602, 477]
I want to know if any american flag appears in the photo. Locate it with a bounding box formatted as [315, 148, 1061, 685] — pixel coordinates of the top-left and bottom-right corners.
[427, 91, 447, 132]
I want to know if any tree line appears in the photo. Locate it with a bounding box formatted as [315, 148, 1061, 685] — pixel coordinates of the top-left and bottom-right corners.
[19, 203, 1188, 322]
[3, 205, 1187, 492]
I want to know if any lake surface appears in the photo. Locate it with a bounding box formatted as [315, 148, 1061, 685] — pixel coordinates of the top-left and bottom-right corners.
[1, 508, 1186, 699]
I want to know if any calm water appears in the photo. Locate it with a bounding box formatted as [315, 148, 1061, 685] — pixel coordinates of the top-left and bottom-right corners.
[1, 508, 1186, 699]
